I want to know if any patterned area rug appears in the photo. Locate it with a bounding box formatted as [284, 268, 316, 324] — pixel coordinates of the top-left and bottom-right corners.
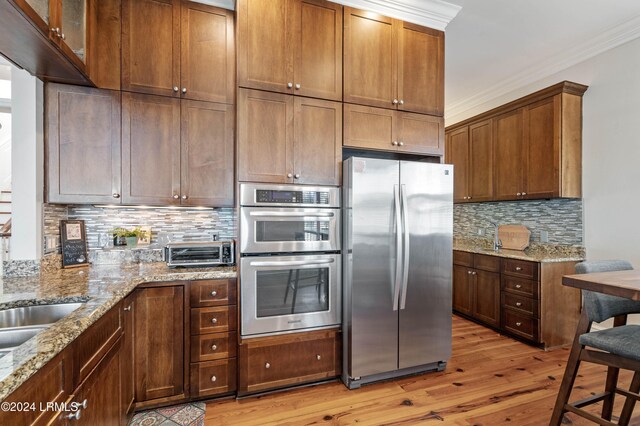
[129, 402, 206, 426]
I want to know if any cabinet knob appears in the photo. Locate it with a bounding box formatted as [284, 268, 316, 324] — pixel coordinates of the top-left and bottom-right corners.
[517, 192, 522, 196]
[173, 194, 179, 199]
[80, 399, 88, 409]
[515, 284, 522, 289]
[392, 141, 398, 146]
[516, 302, 522, 307]
[472, 271, 476, 275]
[182, 195, 189, 200]
[468, 196, 472, 200]
[392, 99, 399, 105]
[287, 173, 293, 178]
[123, 305, 132, 311]
[522, 192, 527, 196]
[112, 193, 120, 199]
[211, 317, 218, 324]
[515, 267, 522, 271]
[61, 33, 66, 40]
[210, 290, 217, 297]
[173, 86, 179, 93]
[398, 141, 404, 146]
[211, 375, 217, 382]
[265, 362, 271, 369]
[515, 322, 522, 327]
[399, 99, 404, 105]
[182, 87, 187, 94]
[287, 82, 293, 88]
[294, 174, 300, 179]
[211, 344, 218, 351]
[67, 411, 81, 421]
[295, 83, 301, 90]
[467, 270, 472, 275]
[316, 354, 321, 361]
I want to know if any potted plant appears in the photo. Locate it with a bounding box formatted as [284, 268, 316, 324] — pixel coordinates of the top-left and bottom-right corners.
[111, 227, 148, 249]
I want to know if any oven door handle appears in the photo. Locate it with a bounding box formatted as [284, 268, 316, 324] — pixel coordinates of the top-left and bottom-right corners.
[249, 259, 335, 267]
[248, 211, 335, 218]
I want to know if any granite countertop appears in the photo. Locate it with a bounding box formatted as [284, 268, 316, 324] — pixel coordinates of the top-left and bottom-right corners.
[0, 262, 237, 401]
[453, 238, 585, 263]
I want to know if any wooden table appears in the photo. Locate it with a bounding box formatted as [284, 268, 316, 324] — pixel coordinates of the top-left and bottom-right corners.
[563, 270, 640, 301]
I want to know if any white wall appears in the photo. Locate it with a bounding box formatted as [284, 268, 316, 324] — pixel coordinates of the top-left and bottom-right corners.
[447, 37, 640, 268]
[10, 68, 43, 260]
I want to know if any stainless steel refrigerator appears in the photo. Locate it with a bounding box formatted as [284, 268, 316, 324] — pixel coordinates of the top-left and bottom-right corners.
[342, 157, 453, 389]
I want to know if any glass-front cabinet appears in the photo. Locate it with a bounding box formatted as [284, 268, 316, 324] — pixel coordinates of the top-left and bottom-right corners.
[60, 0, 87, 64]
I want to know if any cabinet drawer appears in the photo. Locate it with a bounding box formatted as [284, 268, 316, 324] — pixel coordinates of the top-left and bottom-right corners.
[191, 306, 237, 335]
[502, 293, 538, 317]
[190, 358, 237, 397]
[502, 276, 539, 299]
[190, 279, 237, 307]
[501, 258, 538, 280]
[474, 254, 500, 272]
[453, 250, 474, 267]
[191, 332, 237, 362]
[502, 308, 539, 342]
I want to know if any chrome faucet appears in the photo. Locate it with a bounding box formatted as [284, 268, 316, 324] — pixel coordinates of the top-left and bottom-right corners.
[491, 223, 502, 251]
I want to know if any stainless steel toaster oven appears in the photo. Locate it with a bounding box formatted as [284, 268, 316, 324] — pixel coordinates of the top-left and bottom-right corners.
[164, 241, 235, 268]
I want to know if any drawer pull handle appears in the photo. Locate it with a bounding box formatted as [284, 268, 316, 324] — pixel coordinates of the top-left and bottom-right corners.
[211, 375, 217, 382]
[265, 362, 271, 369]
[516, 322, 522, 327]
[80, 399, 88, 409]
[67, 411, 81, 421]
[316, 354, 321, 361]
[516, 302, 522, 307]
[211, 318, 218, 324]
[210, 290, 218, 297]
[515, 267, 522, 271]
[211, 344, 218, 351]
[515, 284, 522, 289]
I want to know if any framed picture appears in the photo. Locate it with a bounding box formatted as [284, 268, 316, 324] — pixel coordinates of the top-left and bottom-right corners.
[60, 220, 89, 268]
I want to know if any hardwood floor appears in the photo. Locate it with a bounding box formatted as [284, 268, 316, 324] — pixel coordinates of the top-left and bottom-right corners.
[205, 315, 639, 425]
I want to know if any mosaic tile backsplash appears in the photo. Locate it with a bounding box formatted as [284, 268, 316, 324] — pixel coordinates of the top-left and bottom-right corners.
[454, 199, 583, 247]
[43, 204, 237, 255]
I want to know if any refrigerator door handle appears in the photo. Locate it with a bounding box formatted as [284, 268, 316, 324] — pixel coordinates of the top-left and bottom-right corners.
[400, 184, 410, 310]
[393, 184, 403, 311]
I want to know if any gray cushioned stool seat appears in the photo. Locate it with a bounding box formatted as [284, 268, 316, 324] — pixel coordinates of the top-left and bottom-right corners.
[579, 324, 640, 361]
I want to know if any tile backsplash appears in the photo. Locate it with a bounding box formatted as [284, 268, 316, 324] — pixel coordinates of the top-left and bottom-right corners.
[454, 199, 583, 247]
[43, 204, 237, 254]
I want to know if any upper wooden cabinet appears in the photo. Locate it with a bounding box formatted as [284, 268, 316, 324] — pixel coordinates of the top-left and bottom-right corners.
[344, 7, 444, 115]
[237, 0, 343, 101]
[46, 83, 122, 204]
[344, 103, 443, 156]
[445, 82, 588, 203]
[122, 0, 235, 103]
[238, 88, 342, 185]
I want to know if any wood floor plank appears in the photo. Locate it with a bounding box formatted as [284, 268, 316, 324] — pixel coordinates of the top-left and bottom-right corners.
[205, 315, 640, 425]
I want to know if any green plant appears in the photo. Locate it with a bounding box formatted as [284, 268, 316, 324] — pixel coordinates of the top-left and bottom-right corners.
[111, 226, 147, 240]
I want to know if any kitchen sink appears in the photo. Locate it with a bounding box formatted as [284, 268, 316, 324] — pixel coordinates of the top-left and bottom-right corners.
[0, 303, 84, 329]
[0, 326, 48, 358]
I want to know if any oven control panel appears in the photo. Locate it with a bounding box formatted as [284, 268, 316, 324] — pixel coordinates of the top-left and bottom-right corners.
[240, 184, 340, 208]
[256, 190, 328, 205]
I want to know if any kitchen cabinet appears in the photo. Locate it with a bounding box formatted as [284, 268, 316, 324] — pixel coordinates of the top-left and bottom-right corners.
[444, 120, 493, 203]
[134, 285, 186, 403]
[122, 93, 234, 207]
[237, 0, 343, 101]
[45, 83, 122, 204]
[344, 7, 444, 115]
[238, 88, 342, 185]
[446, 82, 587, 203]
[121, 293, 136, 416]
[238, 328, 341, 396]
[123, 0, 234, 103]
[344, 104, 443, 156]
[452, 251, 500, 328]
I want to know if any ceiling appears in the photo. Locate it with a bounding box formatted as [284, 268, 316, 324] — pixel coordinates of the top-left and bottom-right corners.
[444, 0, 640, 123]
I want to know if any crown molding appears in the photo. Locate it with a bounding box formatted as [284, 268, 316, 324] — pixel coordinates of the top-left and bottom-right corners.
[335, 0, 461, 31]
[191, 0, 235, 10]
[446, 13, 640, 123]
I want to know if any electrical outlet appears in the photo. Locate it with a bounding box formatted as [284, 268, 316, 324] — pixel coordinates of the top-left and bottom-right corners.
[540, 230, 549, 243]
[477, 228, 485, 236]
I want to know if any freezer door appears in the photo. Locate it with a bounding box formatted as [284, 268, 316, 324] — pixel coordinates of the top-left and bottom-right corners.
[398, 161, 453, 369]
[344, 158, 401, 378]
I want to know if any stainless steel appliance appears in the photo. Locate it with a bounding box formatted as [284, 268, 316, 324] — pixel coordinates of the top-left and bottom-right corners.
[342, 157, 453, 389]
[164, 241, 234, 268]
[240, 184, 341, 338]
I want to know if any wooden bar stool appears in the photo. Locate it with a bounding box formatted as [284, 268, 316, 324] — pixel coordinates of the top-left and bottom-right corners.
[550, 260, 640, 425]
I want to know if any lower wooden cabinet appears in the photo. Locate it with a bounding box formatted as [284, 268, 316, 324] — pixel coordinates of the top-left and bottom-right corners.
[452, 252, 500, 328]
[190, 358, 237, 398]
[238, 328, 341, 396]
[121, 293, 136, 416]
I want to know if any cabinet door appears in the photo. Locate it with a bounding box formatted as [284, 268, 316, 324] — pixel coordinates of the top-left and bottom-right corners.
[397, 112, 443, 155]
[237, 0, 293, 93]
[46, 83, 121, 204]
[121, 293, 135, 417]
[493, 109, 524, 200]
[134, 286, 185, 402]
[292, 0, 342, 101]
[70, 338, 123, 425]
[122, 92, 181, 205]
[452, 265, 473, 316]
[293, 97, 341, 185]
[468, 119, 493, 202]
[472, 270, 500, 328]
[397, 21, 444, 116]
[343, 104, 396, 151]
[181, 2, 235, 103]
[57, 0, 88, 72]
[344, 7, 396, 109]
[122, 0, 180, 96]
[181, 100, 234, 206]
[446, 127, 469, 203]
[523, 96, 560, 199]
[238, 89, 294, 183]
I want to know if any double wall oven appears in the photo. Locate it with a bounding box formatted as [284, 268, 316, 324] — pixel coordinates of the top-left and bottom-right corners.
[239, 184, 341, 338]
